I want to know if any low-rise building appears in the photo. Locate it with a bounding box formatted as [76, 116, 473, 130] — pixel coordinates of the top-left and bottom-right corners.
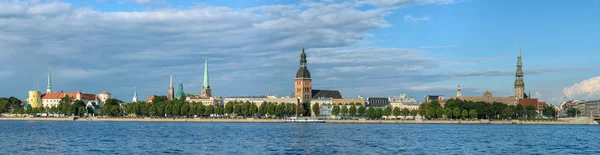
[41, 90, 109, 108]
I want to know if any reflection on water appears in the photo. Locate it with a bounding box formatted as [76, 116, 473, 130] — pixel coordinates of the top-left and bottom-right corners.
[0, 121, 599, 154]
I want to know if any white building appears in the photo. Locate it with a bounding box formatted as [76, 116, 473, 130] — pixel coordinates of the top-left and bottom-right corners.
[389, 94, 421, 110]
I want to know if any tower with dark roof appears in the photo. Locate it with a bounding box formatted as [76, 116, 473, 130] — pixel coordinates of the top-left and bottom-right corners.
[514, 40, 525, 99]
[294, 44, 312, 101]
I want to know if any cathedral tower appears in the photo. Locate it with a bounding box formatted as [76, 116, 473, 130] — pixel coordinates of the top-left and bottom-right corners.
[294, 44, 312, 102]
[514, 40, 525, 99]
[201, 59, 212, 97]
[168, 74, 174, 100]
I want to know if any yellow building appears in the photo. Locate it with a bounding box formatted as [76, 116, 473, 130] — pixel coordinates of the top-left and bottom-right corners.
[28, 91, 42, 108]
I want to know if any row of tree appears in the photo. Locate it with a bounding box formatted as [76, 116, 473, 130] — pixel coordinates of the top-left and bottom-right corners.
[110, 97, 305, 118]
[417, 99, 557, 120]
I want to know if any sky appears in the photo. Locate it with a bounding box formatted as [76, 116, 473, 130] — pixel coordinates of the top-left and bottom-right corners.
[1, 0, 599, 105]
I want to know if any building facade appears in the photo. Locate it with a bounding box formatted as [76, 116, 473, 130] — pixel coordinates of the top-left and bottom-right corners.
[41, 90, 108, 108]
[389, 94, 420, 110]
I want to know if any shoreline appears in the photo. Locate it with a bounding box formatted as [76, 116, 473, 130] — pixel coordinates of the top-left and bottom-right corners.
[0, 117, 597, 125]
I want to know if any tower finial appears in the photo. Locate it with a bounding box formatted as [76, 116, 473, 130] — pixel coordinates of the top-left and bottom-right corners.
[518, 37, 521, 56]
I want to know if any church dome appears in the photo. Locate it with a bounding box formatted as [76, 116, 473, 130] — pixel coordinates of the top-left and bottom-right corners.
[296, 67, 311, 78]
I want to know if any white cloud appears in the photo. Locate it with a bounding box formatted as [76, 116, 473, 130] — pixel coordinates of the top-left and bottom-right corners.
[404, 15, 431, 23]
[408, 85, 457, 91]
[563, 76, 600, 100]
[357, 0, 457, 8]
[419, 45, 457, 49]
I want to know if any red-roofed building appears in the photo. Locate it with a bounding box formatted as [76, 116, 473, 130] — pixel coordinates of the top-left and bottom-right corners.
[41, 90, 111, 108]
[145, 95, 157, 103]
[518, 98, 548, 109]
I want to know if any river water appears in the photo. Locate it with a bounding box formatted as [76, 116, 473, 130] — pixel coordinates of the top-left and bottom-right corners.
[0, 121, 598, 154]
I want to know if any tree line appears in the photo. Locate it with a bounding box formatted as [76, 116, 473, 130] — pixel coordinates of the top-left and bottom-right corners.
[417, 98, 557, 120]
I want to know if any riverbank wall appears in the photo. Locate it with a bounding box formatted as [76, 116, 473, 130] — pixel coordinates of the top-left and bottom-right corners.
[0, 117, 597, 125]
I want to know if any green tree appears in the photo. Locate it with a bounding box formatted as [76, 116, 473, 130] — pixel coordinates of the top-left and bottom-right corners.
[410, 109, 418, 119]
[349, 105, 357, 117]
[515, 104, 524, 118]
[366, 107, 375, 119]
[401, 108, 410, 120]
[250, 104, 258, 117]
[149, 104, 156, 117]
[181, 102, 190, 117]
[418, 109, 426, 119]
[358, 106, 365, 117]
[469, 109, 478, 119]
[312, 103, 320, 117]
[444, 108, 453, 120]
[461, 109, 469, 119]
[435, 107, 444, 119]
[341, 106, 349, 118]
[172, 102, 181, 117]
[427, 108, 435, 119]
[453, 108, 461, 119]
[156, 102, 165, 117]
[189, 104, 197, 117]
[258, 102, 267, 116]
[197, 104, 205, 117]
[276, 103, 285, 117]
[502, 107, 514, 119]
[331, 105, 340, 118]
[393, 107, 401, 119]
[205, 105, 214, 115]
[375, 108, 383, 119]
[383, 107, 392, 119]
[267, 103, 276, 117]
[151, 96, 168, 105]
[0, 99, 10, 114]
[164, 103, 172, 117]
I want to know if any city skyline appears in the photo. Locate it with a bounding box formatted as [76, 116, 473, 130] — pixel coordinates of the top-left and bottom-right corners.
[1, 0, 600, 104]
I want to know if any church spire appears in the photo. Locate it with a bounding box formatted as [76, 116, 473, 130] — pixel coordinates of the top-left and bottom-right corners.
[132, 87, 138, 102]
[169, 73, 173, 89]
[514, 38, 525, 98]
[168, 73, 174, 100]
[46, 66, 52, 93]
[203, 59, 210, 89]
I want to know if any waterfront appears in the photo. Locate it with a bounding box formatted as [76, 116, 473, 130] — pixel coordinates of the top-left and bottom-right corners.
[1, 121, 599, 154]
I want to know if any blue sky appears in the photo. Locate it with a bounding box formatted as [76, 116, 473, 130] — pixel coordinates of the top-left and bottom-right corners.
[1, 0, 599, 105]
